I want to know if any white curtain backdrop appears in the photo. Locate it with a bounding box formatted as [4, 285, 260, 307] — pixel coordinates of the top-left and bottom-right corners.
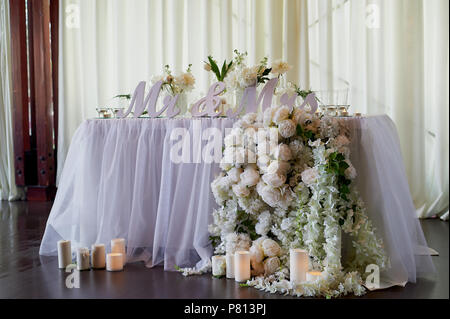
[57, 0, 448, 219]
[57, 0, 310, 184]
[0, 0, 22, 201]
[307, 0, 449, 219]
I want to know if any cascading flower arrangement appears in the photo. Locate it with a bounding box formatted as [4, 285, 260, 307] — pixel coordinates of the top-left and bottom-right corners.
[207, 102, 388, 298]
[151, 64, 196, 94]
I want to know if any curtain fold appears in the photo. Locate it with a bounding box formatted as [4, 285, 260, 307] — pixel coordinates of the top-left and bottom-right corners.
[0, 0, 22, 201]
[307, 0, 449, 219]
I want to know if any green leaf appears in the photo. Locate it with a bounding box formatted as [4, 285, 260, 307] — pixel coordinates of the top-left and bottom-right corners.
[262, 68, 271, 76]
[220, 60, 227, 81]
[239, 283, 249, 287]
[213, 275, 225, 279]
[174, 265, 181, 271]
[296, 124, 303, 136]
[208, 56, 221, 81]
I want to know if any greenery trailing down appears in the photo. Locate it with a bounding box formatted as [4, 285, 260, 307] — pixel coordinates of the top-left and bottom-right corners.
[235, 210, 258, 240]
[209, 235, 221, 249]
[326, 151, 351, 201]
[207, 56, 233, 82]
[114, 94, 131, 100]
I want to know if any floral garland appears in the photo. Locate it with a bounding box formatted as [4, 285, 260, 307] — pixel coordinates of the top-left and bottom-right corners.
[208, 106, 388, 298]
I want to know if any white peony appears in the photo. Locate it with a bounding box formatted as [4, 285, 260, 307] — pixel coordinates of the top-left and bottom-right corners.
[224, 128, 243, 147]
[249, 244, 264, 264]
[232, 183, 250, 198]
[240, 167, 260, 187]
[267, 160, 290, 175]
[262, 173, 286, 188]
[257, 155, 271, 173]
[174, 72, 196, 91]
[301, 167, 318, 186]
[278, 119, 296, 138]
[261, 238, 281, 257]
[239, 66, 259, 87]
[273, 105, 291, 124]
[263, 256, 281, 275]
[257, 182, 281, 208]
[227, 167, 243, 183]
[272, 144, 292, 161]
[271, 60, 291, 76]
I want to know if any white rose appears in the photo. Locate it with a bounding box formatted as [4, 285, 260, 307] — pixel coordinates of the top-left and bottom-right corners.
[267, 160, 290, 175]
[272, 144, 292, 161]
[278, 119, 296, 138]
[239, 66, 259, 87]
[227, 167, 243, 183]
[264, 256, 281, 275]
[251, 260, 265, 276]
[262, 173, 286, 187]
[232, 183, 250, 197]
[301, 167, 318, 186]
[242, 113, 258, 125]
[262, 238, 281, 257]
[249, 244, 264, 264]
[273, 105, 291, 124]
[256, 182, 281, 208]
[345, 165, 357, 180]
[224, 129, 243, 147]
[240, 167, 260, 187]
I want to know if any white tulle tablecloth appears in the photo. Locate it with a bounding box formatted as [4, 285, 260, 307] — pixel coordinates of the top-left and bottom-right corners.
[39, 115, 434, 286]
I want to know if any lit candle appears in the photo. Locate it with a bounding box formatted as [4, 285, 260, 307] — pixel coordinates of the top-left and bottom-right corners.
[111, 238, 126, 266]
[226, 253, 235, 279]
[306, 271, 323, 282]
[290, 248, 308, 285]
[211, 255, 226, 277]
[354, 112, 362, 117]
[76, 247, 90, 271]
[57, 240, 72, 269]
[340, 111, 349, 117]
[106, 253, 124, 271]
[91, 244, 106, 269]
[234, 251, 250, 282]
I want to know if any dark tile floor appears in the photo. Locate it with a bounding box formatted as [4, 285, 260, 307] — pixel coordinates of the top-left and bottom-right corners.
[0, 201, 448, 299]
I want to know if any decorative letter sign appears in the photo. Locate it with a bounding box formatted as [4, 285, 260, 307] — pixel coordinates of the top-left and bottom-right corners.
[118, 79, 317, 119]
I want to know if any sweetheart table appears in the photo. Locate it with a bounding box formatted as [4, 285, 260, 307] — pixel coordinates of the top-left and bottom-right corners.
[39, 115, 434, 286]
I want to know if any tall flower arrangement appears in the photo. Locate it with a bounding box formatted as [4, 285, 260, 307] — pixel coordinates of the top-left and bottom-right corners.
[208, 105, 388, 297]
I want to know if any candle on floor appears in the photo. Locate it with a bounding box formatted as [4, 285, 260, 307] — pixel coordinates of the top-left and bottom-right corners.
[234, 251, 250, 282]
[106, 253, 124, 271]
[306, 271, 323, 282]
[91, 244, 106, 269]
[226, 253, 235, 279]
[57, 240, 72, 269]
[77, 247, 90, 271]
[111, 238, 126, 266]
[211, 255, 226, 277]
[290, 248, 308, 285]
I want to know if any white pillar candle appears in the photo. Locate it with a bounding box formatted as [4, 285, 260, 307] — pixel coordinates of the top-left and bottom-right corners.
[226, 253, 235, 279]
[76, 247, 90, 271]
[111, 238, 126, 266]
[290, 248, 309, 285]
[234, 251, 250, 282]
[306, 271, 323, 282]
[91, 244, 106, 269]
[57, 240, 72, 269]
[106, 253, 124, 271]
[211, 255, 226, 277]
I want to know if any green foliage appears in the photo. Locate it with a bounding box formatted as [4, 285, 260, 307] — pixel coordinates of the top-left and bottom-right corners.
[296, 124, 315, 141]
[114, 94, 131, 100]
[209, 235, 221, 249]
[326, 151, 351, 201]
[213, 275, 225, 279]
[239, 283, 249, 287]
[257, 67, 272, 84]
[207, 56, 233, 82]
[174, 265, 181, 271]
[235, 210, 258, 240]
